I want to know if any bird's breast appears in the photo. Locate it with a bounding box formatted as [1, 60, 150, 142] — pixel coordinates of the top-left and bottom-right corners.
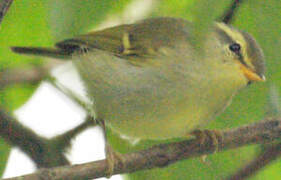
[74, 49, 247, 140]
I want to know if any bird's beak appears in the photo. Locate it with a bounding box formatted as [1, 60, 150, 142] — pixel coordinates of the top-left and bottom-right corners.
[239, 63, 266, 82]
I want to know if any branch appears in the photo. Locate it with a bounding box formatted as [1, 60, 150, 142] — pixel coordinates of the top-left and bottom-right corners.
[0, 0, 70, 169]
[0, 108, 96, 168]
[227, 89, 281, 179]
[0, 66, 46, 88]
[0, 61, 63, 89]
[220, 0, 243, 24]
[0, 108, 69, 168]
[0, 0, 13, 24]
[227, 143, 281, 180]
[4, 118, 281, 180]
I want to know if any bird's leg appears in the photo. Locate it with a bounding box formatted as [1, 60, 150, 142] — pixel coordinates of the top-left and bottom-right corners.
[191, 129, 223, 153]
[190, 129, 223, 163]
[97, 118, 125, 178]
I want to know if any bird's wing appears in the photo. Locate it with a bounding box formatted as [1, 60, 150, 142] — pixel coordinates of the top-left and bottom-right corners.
[56, 18, 191, 63]
[12, 18, 192, 64]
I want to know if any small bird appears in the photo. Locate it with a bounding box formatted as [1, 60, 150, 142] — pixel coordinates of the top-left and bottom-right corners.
[12, 17, 265, 171]
[12, 17, 265, 140]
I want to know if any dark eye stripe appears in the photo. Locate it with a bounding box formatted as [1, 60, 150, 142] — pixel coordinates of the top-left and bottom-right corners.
[237, 52, 248, 67]
[228, 43, 249, 67]
[229, 43, 248, 67]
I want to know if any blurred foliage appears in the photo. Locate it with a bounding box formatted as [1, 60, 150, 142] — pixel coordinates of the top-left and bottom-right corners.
[153, 0, 233, 50]
[0, 0, 280, 179]
[0, 0, 51, 176]
[0, 138, 9, 176]
[266, 86, 281, 118]
[47, 0, 132, 40]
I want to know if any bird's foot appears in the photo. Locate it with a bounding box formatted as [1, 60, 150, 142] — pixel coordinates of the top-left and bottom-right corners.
[105, 143, 125, 178]
[191, 129, 223, 153]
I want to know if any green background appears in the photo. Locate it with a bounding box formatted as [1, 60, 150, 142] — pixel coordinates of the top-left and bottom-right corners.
[0, 0, 280, 179]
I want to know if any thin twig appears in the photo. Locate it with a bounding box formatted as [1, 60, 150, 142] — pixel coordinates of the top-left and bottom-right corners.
[0, 0, 13, 24]
[227, 143, 281, 180]
[52, 116, 97, 150]
[220, 0, 243, 24]
[4, 118, 281, 180]
[0, 66, 46, 88]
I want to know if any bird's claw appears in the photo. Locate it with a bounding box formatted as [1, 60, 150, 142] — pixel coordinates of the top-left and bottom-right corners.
[191, 129, 223, 153]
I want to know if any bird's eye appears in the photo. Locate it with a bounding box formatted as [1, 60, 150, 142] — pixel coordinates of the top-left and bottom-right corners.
[229, 43, 241, 53]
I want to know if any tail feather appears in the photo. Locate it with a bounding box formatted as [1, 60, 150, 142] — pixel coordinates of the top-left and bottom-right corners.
[11, 47, 73, 59]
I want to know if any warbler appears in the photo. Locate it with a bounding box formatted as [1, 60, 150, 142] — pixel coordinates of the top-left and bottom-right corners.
[12, 17, 265, 141]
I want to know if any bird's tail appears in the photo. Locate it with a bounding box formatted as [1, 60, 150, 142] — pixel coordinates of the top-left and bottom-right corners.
[11, 46, 73, 59]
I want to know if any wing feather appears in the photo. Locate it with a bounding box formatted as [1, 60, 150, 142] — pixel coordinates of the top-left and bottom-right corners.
[58, 18, 191, 59]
